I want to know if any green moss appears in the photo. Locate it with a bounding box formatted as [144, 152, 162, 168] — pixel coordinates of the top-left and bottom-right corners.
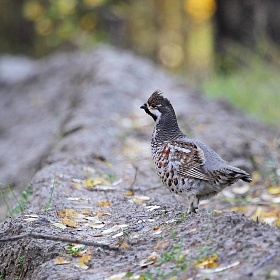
[202, 57, 280, 127]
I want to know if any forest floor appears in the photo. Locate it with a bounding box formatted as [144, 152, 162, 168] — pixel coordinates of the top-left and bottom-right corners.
[0, 46, 280, 280]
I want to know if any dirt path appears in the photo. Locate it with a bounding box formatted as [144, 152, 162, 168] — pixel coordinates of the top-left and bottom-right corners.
[0, 46, 279, 279]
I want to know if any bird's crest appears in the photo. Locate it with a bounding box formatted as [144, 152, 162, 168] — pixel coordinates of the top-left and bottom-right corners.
[148, 90, 171, 108]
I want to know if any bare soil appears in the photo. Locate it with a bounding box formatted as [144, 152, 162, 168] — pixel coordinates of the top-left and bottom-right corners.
[0, 46, 279, 280]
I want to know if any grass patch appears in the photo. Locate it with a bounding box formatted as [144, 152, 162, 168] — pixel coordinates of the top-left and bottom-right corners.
[44, 178, 57, 213]
[0, 183, 32, 218]
[139, 244, 188, 280]
[202, 56, 280, 127]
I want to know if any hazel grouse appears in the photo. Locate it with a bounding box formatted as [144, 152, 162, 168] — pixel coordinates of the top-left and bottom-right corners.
[140, 90, 252, 213]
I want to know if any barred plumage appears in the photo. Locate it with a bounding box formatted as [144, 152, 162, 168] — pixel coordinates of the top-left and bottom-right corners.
[141, 90, 252, 213]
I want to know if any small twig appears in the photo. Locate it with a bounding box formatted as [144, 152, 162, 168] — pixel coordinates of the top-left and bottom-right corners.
[44, 178, 56, 213]
[0, 233, 119, 251]
[129, 164, 138, 191]
[248, 252, 277, 276]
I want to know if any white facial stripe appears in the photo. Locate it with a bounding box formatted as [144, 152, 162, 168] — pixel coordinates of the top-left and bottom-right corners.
[147, 104, 162, 118]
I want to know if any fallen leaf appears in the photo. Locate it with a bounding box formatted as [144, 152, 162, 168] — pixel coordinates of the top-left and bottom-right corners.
[267, 186, 280, 195]
[132, 195, 150, 204]
[24, 214, 39, 218]
[195, 254, 219, 269]
[230, 206, 247, 213]
[153, 227, 163, 235]
[95, 210, 111, 217]
[123, 190, 134, 196]
[139, 252, 159, 267]
[82, 209, 92, 215]
[154, 240, 169, 250]
[165, 219, 176, 224]
[187, 227, 197, 233]
[101, 224, 129, 235]
[106, 272, 127, 280]
[85, 216, 100, 222]
[201, 260, 240, 274]
[87, 221, 105, 229]
[54, 257, 71, 265]
[62, 217, 78, 228]
[121, 243, 129, 249]
[112, 179, 123, 186]
[146, 205, 161, 211]
[85, 177, 112, 188]
[51, 222, 67, 230]
[70, 179, 84, 189]
[23, 217, 38, 222]
[71, 178, 84, 183]
[112, 231, 124, 238]
[97, 200, 111, 207]
[75, 254, 91, 270]
[67, 197, 82, 201]
[83, 166, 96, 173]
[57, 209, 79, 218]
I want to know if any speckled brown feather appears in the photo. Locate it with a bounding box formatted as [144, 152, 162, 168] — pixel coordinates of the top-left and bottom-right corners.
[141, 90, 252, 213]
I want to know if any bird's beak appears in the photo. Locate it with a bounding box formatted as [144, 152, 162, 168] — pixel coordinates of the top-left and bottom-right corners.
[140, 103, 148, 110]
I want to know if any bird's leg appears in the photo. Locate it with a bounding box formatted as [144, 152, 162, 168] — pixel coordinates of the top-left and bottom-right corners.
[187, 197, 199, 214]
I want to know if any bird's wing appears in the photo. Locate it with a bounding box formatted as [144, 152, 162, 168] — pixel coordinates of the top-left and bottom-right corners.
[166, 140, 212, 181]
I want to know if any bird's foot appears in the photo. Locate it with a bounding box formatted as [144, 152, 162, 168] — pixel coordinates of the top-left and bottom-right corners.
[187, 200, 199, 214]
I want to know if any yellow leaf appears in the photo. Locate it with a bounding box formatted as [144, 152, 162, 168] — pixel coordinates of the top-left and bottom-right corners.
[57, 209, 79, 218]
[267, 186, 280, 195]
[97, 200, 111, 207]
[62, 217, 78, 228]
[230, 206, 247, 213]
[123, 190, 134, 196]
[85, 177, 111, 188]
[194, 254, 219, 269]
[139, 252, 159, 267]
[70, 181, 83, 189]
[95, 210, 111, 217]
[132, 195, 150, 204]
[121, 243, 129, 249]
[54, 257, 71, 265]
[76, 255, 91, 270]
[82, 209, 92, 215]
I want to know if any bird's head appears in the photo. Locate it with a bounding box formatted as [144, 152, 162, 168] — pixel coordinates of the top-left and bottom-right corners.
[140, 90, 172, 121]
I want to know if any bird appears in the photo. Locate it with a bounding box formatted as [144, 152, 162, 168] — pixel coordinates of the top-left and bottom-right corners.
[140, 90, 252, 213]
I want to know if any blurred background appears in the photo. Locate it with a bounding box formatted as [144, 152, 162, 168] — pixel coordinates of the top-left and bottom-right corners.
[1, 0, 280, 125]
[1, 0, 280, 224]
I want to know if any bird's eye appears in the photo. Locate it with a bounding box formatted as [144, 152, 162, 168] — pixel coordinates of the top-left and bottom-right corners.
[150, 102, 157, 108]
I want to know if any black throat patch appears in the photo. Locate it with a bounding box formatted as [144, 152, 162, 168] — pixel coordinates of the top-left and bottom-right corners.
[143, 107, 157, 121]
